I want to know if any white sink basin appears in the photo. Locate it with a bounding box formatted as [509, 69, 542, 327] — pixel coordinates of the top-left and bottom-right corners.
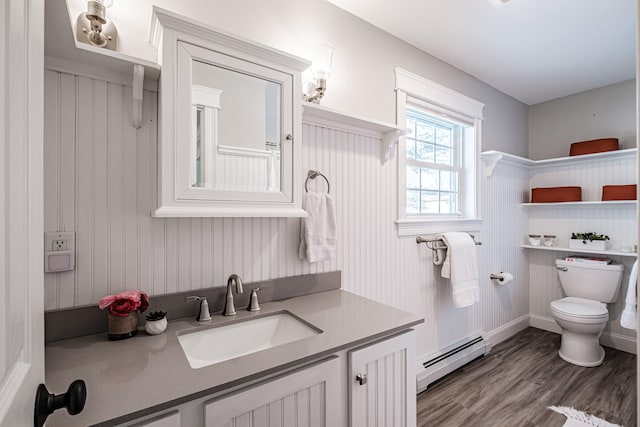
[176, 311, 322, 369]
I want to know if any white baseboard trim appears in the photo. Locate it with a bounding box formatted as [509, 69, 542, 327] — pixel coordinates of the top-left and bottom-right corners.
[529, 314, 637, 355]
[529, 314, 562, 334]
[600, 332, 637, 354]
[485, 314, 531, 351]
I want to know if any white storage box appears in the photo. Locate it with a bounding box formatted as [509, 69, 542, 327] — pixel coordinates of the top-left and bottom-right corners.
[569, 239, 609, 251]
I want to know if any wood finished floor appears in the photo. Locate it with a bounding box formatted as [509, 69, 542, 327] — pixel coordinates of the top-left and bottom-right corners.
[417, 328, 637, 427]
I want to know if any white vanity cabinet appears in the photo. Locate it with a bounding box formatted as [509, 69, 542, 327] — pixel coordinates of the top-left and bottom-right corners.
[349, 330, 417, 427]
[150, 8, 309, 217]
[204, 357, 341, 427]
[117, 330, 417, 427]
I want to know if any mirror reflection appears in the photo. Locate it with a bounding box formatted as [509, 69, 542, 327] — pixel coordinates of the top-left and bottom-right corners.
[191, 60, 282, 192]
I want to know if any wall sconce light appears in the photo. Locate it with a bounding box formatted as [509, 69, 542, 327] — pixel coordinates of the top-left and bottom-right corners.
[76, 0, 118, 50]
[302, 42, 334, 104]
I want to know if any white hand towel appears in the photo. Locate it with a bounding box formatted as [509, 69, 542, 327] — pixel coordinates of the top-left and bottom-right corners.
[299, 192, 336, 263]
[437, 232, 479, 308]
[620, 260, 638, 330]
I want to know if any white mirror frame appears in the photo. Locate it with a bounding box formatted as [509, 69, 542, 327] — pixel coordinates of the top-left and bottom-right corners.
[150, 7, 309, 217]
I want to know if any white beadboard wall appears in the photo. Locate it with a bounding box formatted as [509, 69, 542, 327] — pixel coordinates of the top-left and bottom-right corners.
[480, 162, 531, 334]
[43, 68, 531, 359]
[527, 156, 638, 343]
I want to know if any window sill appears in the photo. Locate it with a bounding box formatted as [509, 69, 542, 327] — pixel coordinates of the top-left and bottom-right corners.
[395, 218, 483, 236]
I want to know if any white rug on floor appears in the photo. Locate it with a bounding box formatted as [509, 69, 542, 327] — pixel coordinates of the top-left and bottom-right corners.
[548, 406, 622, 427]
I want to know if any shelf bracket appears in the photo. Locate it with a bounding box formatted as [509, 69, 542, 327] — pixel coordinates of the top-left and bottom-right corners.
[132, 64, 144, 129]
[481, 151, 503, 178]
[381, 129, 405, 164]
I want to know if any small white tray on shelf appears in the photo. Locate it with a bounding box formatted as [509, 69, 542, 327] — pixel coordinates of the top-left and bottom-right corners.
[520, 244, 637, 257]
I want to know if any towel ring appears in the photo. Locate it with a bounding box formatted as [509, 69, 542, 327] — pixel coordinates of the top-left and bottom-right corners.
[305, 170, 330, 193]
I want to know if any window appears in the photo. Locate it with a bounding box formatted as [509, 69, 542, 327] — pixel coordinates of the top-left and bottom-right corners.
[395, 68, 484, 235]
[405, 107, 469, 215]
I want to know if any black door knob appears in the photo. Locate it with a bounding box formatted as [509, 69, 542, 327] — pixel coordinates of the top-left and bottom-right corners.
[34, 379, 86, 427]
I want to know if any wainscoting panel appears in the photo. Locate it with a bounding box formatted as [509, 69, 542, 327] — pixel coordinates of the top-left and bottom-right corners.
[43, 68, 532, 359]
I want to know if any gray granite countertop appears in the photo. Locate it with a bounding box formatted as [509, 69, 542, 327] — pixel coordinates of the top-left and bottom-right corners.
[45, 290, 423, 426]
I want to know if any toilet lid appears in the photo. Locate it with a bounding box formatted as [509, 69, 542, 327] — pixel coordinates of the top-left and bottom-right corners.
[551, 297, 608, 319]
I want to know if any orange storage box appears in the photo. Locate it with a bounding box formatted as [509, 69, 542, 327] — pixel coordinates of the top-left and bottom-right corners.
[569, 138, 619, 156]
[602, 184, 637, 201]
[531, 186, 582, 203]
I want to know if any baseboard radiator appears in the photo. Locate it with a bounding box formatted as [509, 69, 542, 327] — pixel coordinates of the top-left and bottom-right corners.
[416, 333, 491, 393]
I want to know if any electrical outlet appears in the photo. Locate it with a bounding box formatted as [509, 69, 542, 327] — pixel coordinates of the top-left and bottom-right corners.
[45, 232, 75, 254]
[44, 232, 76, 273]
[52, 239, 67, 251]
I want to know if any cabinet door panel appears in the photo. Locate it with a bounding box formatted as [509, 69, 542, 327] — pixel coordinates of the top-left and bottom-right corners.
[205, 357, 339, 427]
[349, 330, 416, 427]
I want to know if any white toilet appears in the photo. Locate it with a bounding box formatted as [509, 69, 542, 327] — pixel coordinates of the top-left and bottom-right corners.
[550, 259, 624, 367]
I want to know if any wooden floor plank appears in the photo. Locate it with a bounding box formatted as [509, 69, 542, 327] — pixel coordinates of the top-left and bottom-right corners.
[417, 327, 637, 426]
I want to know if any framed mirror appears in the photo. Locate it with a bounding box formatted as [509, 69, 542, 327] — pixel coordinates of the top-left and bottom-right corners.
[191, 59, 282, 191]
[151, 8, 309, 217]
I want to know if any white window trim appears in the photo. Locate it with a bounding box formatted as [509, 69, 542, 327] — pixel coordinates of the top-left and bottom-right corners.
[394, 67, 484, 236]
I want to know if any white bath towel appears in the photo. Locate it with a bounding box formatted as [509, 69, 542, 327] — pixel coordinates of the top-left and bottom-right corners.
[620, 260, 638, 330]
[437, 232, 479, 308]
[299, 192, 336, 263]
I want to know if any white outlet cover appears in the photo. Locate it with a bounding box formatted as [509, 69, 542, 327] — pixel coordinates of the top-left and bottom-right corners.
[44, 231, 75, 252]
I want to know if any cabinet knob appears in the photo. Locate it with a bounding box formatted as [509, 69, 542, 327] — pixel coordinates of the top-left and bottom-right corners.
[355, 373, 367, 386]
[34, 379, 87, 427]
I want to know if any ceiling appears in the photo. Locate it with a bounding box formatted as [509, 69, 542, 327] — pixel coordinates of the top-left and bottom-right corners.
[326, 0, 636, 105]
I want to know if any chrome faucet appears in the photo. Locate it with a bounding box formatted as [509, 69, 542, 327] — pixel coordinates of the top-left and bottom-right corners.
[185, 295, 212, 322]
[223, 274, 244, 316]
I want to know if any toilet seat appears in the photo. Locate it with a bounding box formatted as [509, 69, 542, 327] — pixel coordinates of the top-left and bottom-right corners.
[551, 297, 608, 322]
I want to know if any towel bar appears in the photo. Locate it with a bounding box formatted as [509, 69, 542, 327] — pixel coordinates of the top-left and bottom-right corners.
[416, 234, 482, 249]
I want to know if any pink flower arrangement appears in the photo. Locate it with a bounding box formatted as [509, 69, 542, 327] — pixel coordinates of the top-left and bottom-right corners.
[99, 291, 149, 317]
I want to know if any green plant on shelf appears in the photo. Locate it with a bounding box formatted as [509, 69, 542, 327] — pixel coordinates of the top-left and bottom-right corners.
[570, 232, 610, 243]
[145, 310, 167, 321]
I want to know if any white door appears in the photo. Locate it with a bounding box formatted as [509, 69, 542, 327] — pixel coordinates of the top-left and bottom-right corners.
[0, 0, 45, 425]
[349, 330, 417, 427]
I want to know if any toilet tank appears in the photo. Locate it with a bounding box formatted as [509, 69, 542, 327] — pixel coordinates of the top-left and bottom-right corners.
[555, 259, 624, 303]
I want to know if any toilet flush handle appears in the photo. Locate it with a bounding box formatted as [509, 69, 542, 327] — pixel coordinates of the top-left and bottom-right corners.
[557, 266, 568, 272]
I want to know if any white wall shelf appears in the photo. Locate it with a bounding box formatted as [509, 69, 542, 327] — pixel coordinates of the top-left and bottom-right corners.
[521, 244, 637, 258]
[481, 148, 638, 178]
[302, 102, 406, 163]
[521, 200, 637, 208]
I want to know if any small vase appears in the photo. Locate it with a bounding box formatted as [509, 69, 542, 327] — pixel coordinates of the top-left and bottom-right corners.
[145, 317, 168, 335]
[107, 311, 138, 341]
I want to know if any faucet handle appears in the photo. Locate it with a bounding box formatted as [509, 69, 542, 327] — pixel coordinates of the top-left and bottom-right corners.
[247, 288, 262, 312]
[185, 296, 212, 322]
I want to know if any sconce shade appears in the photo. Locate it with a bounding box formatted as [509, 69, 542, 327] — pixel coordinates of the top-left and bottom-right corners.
[86, 0, 113, 22]
[310, 42, 334, 80]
